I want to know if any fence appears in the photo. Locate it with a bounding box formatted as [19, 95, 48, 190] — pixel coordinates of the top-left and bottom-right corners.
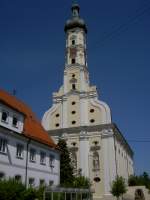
[44, 186, 93, 200]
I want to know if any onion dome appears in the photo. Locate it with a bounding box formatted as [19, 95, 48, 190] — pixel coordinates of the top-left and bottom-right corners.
[64, 3, 87, 33]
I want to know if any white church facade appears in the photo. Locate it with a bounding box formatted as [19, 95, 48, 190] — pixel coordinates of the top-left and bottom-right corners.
[42, 4, 134, 200]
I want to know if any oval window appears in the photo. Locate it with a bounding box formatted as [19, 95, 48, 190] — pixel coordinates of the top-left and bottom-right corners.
[94, 177, 101, 182]
[90, 119, 95, 123]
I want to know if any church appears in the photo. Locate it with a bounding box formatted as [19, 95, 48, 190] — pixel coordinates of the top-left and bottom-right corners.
[42, 3, 134, 200]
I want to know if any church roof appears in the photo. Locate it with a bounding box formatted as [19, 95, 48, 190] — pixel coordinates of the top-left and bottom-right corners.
[64, 3, 87, 33]
[0, 89, 57, 149]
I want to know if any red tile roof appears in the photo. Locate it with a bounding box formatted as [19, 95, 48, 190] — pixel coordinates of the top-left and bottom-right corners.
[0, 89, 56, 149]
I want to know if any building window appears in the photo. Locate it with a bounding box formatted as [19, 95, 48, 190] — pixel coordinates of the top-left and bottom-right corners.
[90, 109, 95, 113]
[72, 121, 76, 125]
[40, 179, 45, 186]
[40, 152, 46, 165]
[15, 175, 22, 182]
[49, 154, 55, 168]
[29, 178, 35, 187]
[72, 59, 75, 64]
[0, 138, 7, 154]
[55, 123, 59, 127]
[72, 142, 76, 146]
[12, 116, 18, 128]
[72, 40, 75, 45]
[49, 180, 54, 186]
[29, 148, 36, 162]
[72, 84, 76, 90]
[0, 172, 5, 180]
[1, 111, 9, 123]
[55, 114, 59, 117]
[93, 141, 98, 146]
[72, 111, 76, 114]
[72, 101, 76, 105]
[72, 74, 75, 78]
[16, 144, 24, 159]
[90, 119, 95, 123]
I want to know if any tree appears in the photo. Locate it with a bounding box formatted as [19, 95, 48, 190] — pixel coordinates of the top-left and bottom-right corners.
[110, 176, 127, 200]
[57, 139, 74, 186]
[73, 176, 91, 188]
[128, 172, 150, 191]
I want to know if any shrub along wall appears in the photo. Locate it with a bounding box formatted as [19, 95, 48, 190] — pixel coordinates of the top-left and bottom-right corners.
[0, 179, 44, 200]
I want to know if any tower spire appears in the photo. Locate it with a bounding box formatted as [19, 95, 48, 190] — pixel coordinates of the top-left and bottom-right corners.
[72, 2, 80, 18]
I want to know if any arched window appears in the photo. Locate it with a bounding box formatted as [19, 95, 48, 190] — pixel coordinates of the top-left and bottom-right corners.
[93, 151, 100, 171]
[0, 172, 5, 180]
[72, 59, 76, 64]
[15, 175, 22, 182]
[72, 84, 76, 90]
[72, 40, 75, 45]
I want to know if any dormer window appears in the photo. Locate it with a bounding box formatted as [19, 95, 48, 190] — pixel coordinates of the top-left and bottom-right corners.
[72, 59, 76, 64]
[1, 111, 9, 123]
[12, 116, 18, 128]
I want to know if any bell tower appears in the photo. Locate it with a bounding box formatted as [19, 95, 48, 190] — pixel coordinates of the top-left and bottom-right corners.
[42, 3, 134, 200]
[42, 2, 111, 145]
[63, 3, 90, 95]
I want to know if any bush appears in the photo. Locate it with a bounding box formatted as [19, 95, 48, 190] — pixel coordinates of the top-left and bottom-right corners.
[22, 188, 37, 200]
[110, 176, 127, 200]
[73, 176, 91, 188]
[0, 179, 25, 200]
[128, 172, 150, 191]
[0, 179, 45, 200]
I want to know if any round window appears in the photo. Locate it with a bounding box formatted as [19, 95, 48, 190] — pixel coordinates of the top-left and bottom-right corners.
[90, 119, 95, 123]
[90, 109, 94, 113]
[94, 177, 101, 182]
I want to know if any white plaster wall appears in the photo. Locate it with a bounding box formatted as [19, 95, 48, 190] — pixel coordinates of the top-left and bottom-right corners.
[0, 131, 60, 187]
[102, 133, 116, 195]
[79, 134, 89, 177]
[115, 138, 134, 180]
[80, 98, 89, 126]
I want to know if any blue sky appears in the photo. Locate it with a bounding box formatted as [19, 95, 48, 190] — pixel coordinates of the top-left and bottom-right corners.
[0, 0, 150, 175]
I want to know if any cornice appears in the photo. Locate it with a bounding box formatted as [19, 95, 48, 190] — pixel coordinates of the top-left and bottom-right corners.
[53, 90, 98, 103]
[48, 123, 134, 156]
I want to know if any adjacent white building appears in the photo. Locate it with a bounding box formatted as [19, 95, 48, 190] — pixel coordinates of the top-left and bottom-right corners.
[0, 89, 60, 187]
[42, 3, 134, 200]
